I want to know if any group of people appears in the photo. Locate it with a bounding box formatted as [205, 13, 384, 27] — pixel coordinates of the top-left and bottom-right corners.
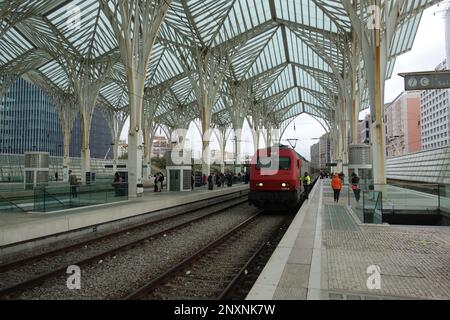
[207, 172, 234, 190]
[153, 172, 165, 192]
[301, 171, 362, 204]
[330, 172, 361, 203]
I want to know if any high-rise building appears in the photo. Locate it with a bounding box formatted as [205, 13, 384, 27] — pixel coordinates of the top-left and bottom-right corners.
[0, 77, 112, 158]
[70, 108, 112, 159]
[151, 135, 171, 158]
[310, 133, 333, 169]
[357, 114, 371, 144]
[420, 60, 450, 151]
[446, 5, 450, 69]
[418, 6, 450, 151]
[310, 143, 320, 170]
[385, 91, 422, 158]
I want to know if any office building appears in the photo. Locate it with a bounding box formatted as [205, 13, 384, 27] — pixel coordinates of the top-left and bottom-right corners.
[0, 77, 112, 158]
[420, 60, 450, 151]
[385, 91, 422, 157]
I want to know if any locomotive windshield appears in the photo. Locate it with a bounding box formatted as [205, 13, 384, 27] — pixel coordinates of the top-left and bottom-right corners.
[256, 157, 291, 170]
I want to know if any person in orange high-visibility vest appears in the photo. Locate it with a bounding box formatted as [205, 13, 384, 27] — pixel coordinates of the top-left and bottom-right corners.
[331, 173, 343, 203]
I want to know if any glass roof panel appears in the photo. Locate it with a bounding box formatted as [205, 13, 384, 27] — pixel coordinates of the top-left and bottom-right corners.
[246, 27, 286, 78]
[0, 0, 439, 126]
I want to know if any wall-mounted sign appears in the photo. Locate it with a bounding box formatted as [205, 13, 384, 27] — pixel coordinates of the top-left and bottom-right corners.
[400, 71, 450, 91]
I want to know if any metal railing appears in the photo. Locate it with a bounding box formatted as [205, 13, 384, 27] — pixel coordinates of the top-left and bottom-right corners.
[0, 193, 27, 212]
[362, 191, 383, 224]
[348, 180, 450, 224]
[33, 182, 129, 213]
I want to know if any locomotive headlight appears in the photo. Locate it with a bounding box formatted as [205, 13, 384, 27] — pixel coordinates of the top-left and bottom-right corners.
[281, 183, 290, 188]
[256, 182, 264, 187]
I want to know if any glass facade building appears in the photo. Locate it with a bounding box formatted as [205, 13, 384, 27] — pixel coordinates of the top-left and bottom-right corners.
[0, 78, 112, 159]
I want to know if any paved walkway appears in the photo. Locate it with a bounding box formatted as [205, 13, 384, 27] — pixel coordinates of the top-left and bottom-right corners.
[247, 180, 450, 300]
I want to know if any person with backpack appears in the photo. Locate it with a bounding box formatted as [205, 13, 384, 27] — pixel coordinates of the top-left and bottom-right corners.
[69, 170, 79, 198]
[154, 173, 159, 192]
[158, 172, 164, 192]
[208, 173, 214, 190]
[113, 172, 121, 196]
[351, 172, 361, 202]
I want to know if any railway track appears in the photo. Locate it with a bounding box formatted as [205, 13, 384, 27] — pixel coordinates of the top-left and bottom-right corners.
[125, 212, 291, 300]
[0, 194, 249, 298]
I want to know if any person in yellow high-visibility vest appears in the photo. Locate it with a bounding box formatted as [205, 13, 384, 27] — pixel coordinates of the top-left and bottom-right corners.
[302, 172, 311, 199]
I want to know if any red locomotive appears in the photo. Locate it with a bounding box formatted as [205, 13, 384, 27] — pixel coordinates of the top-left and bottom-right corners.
[248, 144, 310, 210]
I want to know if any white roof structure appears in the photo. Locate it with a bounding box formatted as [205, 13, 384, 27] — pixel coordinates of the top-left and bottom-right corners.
[0, 0, 440, 129]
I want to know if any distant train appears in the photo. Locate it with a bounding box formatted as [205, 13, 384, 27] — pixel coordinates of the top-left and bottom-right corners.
[248, 144, 311, 210]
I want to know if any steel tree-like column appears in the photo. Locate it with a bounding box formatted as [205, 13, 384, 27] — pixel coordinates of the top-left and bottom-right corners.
[67, 61, 111, 183]
[343, 0, 409, 185]
[225, 82, 248, 173]
[51, 93, 77, 182]
[104, 108, 128, 174]
[351, 33, 361, 145]
[101, 0, 172, 197]
[142, 88, 165, 181]
[214, 125, 230, 174]
[143, 121, 157, 181]
[185, 47, 233, 175]
[248, 101, 265, 153]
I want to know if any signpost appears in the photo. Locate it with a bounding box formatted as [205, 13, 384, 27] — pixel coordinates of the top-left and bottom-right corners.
[400, 71, 450, 91]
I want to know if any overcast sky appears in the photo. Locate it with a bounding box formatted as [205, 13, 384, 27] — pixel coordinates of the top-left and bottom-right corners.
[121, 2, 449, 161]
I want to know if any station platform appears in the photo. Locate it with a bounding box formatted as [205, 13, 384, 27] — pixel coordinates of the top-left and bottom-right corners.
[247, 179, 450, 300]
[0, 183, 248, 249]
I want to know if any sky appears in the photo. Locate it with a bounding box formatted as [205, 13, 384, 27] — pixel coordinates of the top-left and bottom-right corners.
[121, 2, 449, 161]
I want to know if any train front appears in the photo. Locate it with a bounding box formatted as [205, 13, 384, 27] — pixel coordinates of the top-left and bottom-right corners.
[248, 147, 302, 211]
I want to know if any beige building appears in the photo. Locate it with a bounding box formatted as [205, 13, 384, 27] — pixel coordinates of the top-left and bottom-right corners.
[310, 133, 333, 169]
[358, 114, 371, 144]
[385, 91, 422, 158]
[151, 135, 171, 158]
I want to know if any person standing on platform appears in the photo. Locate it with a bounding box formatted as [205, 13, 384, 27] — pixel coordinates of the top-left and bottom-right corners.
[55, 172, 59, 181]
[302, 172, 311, 199]
[351, 172, 361, 202]
[158, 172, 164, 192]
[191, 173, 195, 191]
[154, 174, 159, 192]
[113, 172, 121, 196]
[216, 173, 221, 188]
[208, 173, 214, 190]
[331, 173, 343, 203]
[69, 170, 79, 198]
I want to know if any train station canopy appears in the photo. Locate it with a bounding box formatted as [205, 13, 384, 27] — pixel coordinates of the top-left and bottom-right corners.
[0, 0, 441, 131]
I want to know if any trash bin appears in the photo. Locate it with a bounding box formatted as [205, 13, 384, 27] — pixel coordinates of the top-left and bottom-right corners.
[137, 183, 144, 197]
